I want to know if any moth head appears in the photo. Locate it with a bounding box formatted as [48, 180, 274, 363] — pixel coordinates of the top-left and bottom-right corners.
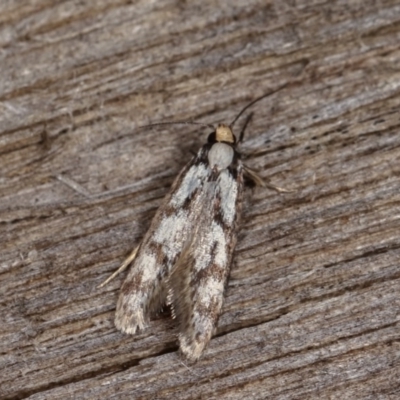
[207, 124, 236, 170]
[208, 124, 236, 145]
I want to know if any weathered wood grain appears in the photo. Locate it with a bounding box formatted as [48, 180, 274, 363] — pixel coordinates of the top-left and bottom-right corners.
[1, 0, 400, 399]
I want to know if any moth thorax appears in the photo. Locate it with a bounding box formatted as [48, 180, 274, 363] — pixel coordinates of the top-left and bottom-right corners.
[208, 142, 234, 170]
[215, 124, 235, 143]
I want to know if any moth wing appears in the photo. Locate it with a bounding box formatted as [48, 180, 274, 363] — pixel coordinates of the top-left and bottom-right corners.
[169, 164, 244, 360]
[115, 147, 212, 334]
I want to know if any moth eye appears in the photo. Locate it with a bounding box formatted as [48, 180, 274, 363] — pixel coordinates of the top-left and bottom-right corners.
[207, 132, 216, 143]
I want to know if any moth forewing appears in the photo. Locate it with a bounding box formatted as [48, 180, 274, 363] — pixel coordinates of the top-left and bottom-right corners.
[115, 146, 211, 334]
[170, 165, 244, 360]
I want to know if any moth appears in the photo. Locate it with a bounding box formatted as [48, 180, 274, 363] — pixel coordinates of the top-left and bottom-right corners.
[100, 86, 288, 361]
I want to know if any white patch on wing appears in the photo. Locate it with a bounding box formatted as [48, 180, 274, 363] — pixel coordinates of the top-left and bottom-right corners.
[137, 252, 157, 283]
[193, 221, 227, 272]
[195, 277, 224, 307]
[193, 242, 212, 272]
[212, 221, 228, 266]
[218, 170, 238, 225]
[153, 209, 189, 256]
[170, 163, 209, 207]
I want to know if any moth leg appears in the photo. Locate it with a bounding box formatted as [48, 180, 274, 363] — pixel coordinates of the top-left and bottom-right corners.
[97, 245, 140, 288]
[243, 165, 294, 192]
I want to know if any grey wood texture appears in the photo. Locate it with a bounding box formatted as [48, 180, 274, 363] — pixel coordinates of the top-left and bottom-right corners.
[1, 1, 400, 399]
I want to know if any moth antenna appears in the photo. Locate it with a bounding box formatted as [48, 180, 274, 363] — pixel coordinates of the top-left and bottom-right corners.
[238, 112, 254, 144]
[229, 82, 289, 129]
[139, 121, 215, 130]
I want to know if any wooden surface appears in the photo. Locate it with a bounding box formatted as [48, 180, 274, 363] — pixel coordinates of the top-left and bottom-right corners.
[1, 1, 400, 399]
